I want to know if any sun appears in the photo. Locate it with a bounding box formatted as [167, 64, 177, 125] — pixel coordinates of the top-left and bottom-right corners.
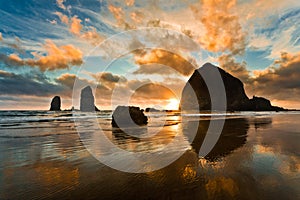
[166, 98, 180, 110]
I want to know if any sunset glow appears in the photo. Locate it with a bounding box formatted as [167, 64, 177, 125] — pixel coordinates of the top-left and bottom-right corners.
[0, 0, 299, 110]
[0, 1, 300, 199]
[166, 98, 180, 110]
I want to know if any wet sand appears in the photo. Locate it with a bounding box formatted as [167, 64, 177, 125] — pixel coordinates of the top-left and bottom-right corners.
[0, 111, 299, 199]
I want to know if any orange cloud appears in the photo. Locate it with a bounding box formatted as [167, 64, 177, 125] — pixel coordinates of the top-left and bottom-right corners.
[80, 27, 105, 45]
[70, 16, 82, 36]
[274, 52, 300, 66]
[56, 73, 79, 89]
[1, 40, 83, 71]
[125, 0, 135, 6]
[192, 0, 246, 55]
[131, 83, 176, 100]
[55, 13, 104, 45]
[56, 0, 66, 10]
[218, 54, 250, 83]
[108, 4, 134, 29]
[134, 49, 196, 76]
[54, 11, 69, 25]
[108, 5, 124, 25]
[130, 11, 144, 24]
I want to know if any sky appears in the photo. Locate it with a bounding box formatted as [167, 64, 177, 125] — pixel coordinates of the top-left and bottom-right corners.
[0, 0, 300, 110]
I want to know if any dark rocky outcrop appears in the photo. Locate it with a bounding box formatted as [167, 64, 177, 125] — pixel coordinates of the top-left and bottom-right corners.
[80, 86, 100, 112]
[246, 96, 285, 111]
[50, 96, 61, 111]
[145, 107, 160, 112]
[112, 106, 148, 128]
[180, 63, 286, 111]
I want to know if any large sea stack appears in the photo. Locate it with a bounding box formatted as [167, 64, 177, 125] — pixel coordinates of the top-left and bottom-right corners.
[180, 63, 285, 111]
[49, 96, 61, 111]
[112, 106, 148, 128]
[80, 86, 100, 112]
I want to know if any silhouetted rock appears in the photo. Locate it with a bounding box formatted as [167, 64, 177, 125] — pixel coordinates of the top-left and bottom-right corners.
[145, 107, 160, 112]
[112, 106, 148, 128]
[80, 86, 100, 112]
[180, 63, 285, 111]
[64, 106, 79, 111]
[246, 96, 286, 111]
[248, 96, 271, 111]
[50, 96, 61, 111]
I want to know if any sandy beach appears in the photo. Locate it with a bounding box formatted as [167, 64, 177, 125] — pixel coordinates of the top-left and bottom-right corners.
[0, 111, 299, 200]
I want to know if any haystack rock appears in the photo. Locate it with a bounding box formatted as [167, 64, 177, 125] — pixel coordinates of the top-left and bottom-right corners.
[112, 106, 148, 128]
[180, 63, 285, 111]
[50, 96, 61, 111]
[80, 86, 100, 112]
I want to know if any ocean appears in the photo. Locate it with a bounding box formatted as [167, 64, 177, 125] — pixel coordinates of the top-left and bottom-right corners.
[0, 110, 299, 199]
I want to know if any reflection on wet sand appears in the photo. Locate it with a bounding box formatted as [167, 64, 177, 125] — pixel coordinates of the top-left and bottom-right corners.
[190, 118, 250, 161]
[1, 113, 299, 200]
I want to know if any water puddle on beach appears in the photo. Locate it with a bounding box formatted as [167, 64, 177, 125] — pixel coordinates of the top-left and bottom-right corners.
[0, 111, 299, 199]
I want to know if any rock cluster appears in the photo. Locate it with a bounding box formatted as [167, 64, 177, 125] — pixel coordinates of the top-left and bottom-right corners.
[145, 107, 160, 112]
[112, 106, 148, 128]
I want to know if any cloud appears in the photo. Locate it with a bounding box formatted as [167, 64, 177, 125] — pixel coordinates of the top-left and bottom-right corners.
[0, 68, 185, 110]
[55, 73, 101, 97]
[108, 4, 124, 25]
[80, 27, 105, 45]
[48, 19, 58, 25]
[218, 54, 251, 83]
[237, 0, 299, 21]
[0, 70, 63, 96]
[54, 11, 69, 25]
[250, 52, 300, 108]
[133, 63, 185, 76]
[0, 34, 24, 53]
[0, 71, 100, 109]
[1, 39, 83, 71]
[125, 0, 135, 7]
[70, 16, 82, 36]
[268, 26, 299, 59]
[248, 34, 272, 50]
[54, 12, 104, 45]
[133, 49, 196, 76]
[108, 4, 134, 29]
[130, 11, 144, 24]
[56, 0, 66, 10]
[131, 83, 176, 100]
[191, 0, 246, 55]
[88, 72, 186, 108]
[56, 73, 83, 89]
[0, 70, 13, 77]
[94, 72, 127, 83]
[90, 72, 127, 90]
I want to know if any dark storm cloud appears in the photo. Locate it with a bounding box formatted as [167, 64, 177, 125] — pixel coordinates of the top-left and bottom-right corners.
[0, 70, 63, 96]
